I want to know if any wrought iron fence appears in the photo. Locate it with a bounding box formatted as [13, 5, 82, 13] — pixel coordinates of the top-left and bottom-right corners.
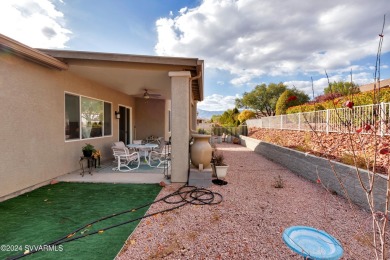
[246, 102, 390, 136]
[211, 125, 248, 137]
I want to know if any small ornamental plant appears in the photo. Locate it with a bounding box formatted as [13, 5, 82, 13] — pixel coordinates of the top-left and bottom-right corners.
[92, 150, 101, 159]
[82, 143, 96, 157]
[213, 151, 226, 166]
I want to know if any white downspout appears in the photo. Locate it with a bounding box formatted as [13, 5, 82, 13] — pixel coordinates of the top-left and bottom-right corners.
[189, 72, 202, 133]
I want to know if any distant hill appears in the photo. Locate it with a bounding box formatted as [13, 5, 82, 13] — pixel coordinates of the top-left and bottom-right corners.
[197, 109, 224, 119]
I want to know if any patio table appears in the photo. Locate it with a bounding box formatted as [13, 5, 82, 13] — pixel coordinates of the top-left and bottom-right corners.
[282, 226, 343, 260]
[127, 143, 158, 164]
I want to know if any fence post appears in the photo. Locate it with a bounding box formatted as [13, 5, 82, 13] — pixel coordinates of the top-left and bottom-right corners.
[281, 115, 283, 130]
[380, 102, 386, 137]
[298, 113, 301, 131]
[326, 109, 330, 134]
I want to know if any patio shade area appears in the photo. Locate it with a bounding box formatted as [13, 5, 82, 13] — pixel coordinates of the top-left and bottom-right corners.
[0, 183, 161, 260]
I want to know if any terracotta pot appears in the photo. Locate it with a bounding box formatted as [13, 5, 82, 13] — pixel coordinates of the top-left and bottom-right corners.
[191, 134, 212, 169]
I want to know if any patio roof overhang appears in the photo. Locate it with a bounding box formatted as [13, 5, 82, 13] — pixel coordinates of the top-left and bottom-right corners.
[38, 49, 204, 101]
[0, 33, 68, 70]
[0, 33, 204, 101]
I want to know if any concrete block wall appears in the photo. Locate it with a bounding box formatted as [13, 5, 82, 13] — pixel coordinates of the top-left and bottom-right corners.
[240, 135, 388, 212]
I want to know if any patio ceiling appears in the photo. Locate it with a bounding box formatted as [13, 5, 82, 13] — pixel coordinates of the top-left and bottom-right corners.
[39, 49, 204, 101]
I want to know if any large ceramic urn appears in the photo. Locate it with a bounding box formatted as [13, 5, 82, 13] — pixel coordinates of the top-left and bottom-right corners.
[190, 134, 212, 169]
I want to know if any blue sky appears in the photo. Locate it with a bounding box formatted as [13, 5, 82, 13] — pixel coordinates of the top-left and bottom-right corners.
[1, 0, 389, 111]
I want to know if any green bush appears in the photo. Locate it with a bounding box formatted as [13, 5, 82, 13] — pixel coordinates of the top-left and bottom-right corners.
[276, 89, 309, 115]
[287, 103, 325, 114]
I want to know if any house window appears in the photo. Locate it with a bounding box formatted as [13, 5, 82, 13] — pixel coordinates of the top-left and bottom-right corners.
[104, 102, 112, 136]
[65, 94, 80, 140]
[81, 97, 103, 139]
[65, 93, 112, 141]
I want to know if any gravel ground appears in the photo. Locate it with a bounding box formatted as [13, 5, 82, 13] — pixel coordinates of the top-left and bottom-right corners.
[117, 143, 384, 259]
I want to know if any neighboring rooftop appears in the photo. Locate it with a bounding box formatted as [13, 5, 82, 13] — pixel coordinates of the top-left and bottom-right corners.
[359, 78, 390, 92]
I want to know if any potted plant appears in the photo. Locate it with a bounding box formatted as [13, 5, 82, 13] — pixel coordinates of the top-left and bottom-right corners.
[211, 151, 229, 179]
[82, 143, 96, 157]
[226, 134, 232, 143]
[92, 150, 101, 168]
[217, 133, 222, 144]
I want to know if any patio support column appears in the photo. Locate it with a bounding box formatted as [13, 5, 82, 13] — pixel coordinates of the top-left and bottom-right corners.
[169, 71, 191, 182]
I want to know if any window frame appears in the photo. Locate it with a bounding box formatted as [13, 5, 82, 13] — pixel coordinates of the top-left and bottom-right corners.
[65, 92, 113, 142]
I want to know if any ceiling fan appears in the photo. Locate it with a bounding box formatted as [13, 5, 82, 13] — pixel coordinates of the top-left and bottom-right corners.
[143, 89, 161, 99]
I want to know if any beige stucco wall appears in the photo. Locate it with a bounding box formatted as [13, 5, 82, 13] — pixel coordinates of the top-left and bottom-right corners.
[134, 98, 166, 141]
[0, 54, 134, 199]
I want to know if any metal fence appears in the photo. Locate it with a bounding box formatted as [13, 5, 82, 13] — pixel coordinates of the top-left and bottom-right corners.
[246, 102, 390, 136]
[211, 125, 248, 137]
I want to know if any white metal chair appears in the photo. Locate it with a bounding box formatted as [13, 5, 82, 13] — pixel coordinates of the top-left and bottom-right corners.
[148, 141, 171, 169]
[112, 141, 132, 163]
[112, 147, 140, 172]
[112, 141, 127, 148]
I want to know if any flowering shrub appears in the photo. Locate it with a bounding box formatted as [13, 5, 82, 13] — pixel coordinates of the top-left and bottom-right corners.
[286, 103, 325, 114]
[92, 150, 101, 159]
[286, 88, 390, 114]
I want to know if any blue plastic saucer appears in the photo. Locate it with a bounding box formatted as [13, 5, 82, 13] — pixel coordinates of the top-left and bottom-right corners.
[282, 226, 343, 260]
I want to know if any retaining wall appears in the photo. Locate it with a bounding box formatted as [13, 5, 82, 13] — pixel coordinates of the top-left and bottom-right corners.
[240, 135, 388, 212]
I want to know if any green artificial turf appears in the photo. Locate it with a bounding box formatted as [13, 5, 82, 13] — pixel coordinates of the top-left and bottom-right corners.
[0, 182, 161, 260]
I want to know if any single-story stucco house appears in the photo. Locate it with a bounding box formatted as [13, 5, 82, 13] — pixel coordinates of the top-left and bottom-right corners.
[0, 33, 204, 201]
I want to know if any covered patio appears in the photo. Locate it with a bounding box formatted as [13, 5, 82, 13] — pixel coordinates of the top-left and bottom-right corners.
[0, 34, 204, 201]
[40, 48, 204, 184]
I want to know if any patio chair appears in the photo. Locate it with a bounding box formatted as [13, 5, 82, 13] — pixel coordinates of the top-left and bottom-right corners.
[113, 141, 125, 147]
[112, 141, 131, 162]
[148, 141, 171, 169]
[112, 147, 140, 172]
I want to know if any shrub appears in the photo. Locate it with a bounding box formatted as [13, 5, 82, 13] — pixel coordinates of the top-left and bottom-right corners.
[213, 151, 226, 166]
[273, 175, 285, 188]
[276, 89, 309, 115]
[286, 88, 390, 114]
[287, 103, 325, 114]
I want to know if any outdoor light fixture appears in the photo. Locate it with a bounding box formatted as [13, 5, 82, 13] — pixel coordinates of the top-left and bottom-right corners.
[115, 111, 120, 119]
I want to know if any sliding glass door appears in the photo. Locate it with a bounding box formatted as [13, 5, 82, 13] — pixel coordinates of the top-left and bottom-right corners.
[118, 106, 131, 145]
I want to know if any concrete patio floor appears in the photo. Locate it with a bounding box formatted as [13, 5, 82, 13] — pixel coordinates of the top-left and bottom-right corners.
[56, 161, 170, 184]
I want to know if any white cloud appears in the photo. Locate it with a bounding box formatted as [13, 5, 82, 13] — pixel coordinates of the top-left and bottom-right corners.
[284, 72, 375, 99]
[198, 93, 241, 111]
[0, 0, 71, 48]
[155, 0, 389, 86]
